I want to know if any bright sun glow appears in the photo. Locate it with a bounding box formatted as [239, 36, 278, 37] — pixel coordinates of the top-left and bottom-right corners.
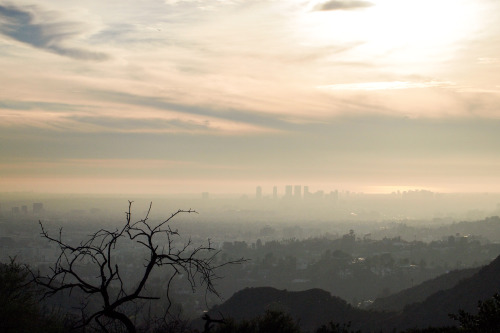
[300, 0, 480, 68]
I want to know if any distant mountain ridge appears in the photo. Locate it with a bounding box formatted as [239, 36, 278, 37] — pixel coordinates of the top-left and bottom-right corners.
[383, 254, 500, 330]
[370, 267, 480, 312]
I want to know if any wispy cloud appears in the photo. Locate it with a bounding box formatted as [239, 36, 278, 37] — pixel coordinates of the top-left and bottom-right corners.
[477, 57, 500, 65]
[0, 4, 108, 60]
[317, 81, 454, 91]
[0, 95, 278, 135]
[314, 0, 374, 11]
[65, 115, 273, 135]
[0, 100, 86, 111]
[85, 90, 293, 131]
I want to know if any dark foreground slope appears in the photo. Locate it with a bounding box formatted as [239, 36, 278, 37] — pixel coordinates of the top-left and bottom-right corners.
[206, 255, 500, 332]
[381, 255, 500, 331]
[207, 287, 385, 332]
[370, 267, 480, 312]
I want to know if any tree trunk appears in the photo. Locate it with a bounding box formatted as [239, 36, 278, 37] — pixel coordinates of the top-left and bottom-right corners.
[107, 311, 136, 333]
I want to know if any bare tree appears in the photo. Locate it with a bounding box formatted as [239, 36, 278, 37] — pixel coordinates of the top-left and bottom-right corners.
[31, 201, 244, 333]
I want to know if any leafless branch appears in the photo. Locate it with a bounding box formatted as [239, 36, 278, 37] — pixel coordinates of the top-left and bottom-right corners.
[31, 201, 246, 333]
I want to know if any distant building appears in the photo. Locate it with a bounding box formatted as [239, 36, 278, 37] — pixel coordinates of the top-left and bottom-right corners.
[273, 186, 278, 200]
[33, 203, 44, 214]
[285, 185, 293, 198]
[12, 207, 20, 214]
[294, 185, 302, 199]
[256, 186, 262, 199]
[304, 186, 310, 198]
[315, 190, 325, 199]
[21, 205, 28, 214]
[330, 190, 339, 201]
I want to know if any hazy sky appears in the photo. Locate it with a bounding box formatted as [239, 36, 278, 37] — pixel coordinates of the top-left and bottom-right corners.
[1, 0, 500, 194]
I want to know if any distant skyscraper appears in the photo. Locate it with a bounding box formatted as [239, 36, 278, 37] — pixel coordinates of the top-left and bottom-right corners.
[285, 185, 293, 198]
[294, 185, 302, 199]
[304, 186, 310, 198]
[273, 186, 278, 200]
[331, 190, 339, 201]
[21, 205, 28, 214]
[33, 202, 43, 214]
[256, 186, 262, 199]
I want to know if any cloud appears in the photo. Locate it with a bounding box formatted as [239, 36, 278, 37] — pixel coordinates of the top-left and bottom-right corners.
[65, 115, 269, 134]
[0, 94, 278, 135]
[315, 0, 374, 11]
[317, 81, 454, 91]
[477, 57, 500, 65]
[86, 90, 293, 131]
[0, 4, 108, 60]
[0, 100, 85, 111]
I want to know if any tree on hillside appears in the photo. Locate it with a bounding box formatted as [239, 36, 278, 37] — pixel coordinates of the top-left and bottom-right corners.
[31, 201, 244, 333]
[213, 310, 301, 333]
[0, 258, 63, 332]
[450, 293, 500, 332]
[316, 321, 361, 333]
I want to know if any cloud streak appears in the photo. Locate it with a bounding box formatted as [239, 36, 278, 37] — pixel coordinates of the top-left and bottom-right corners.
[314, 0, 374, 11]
[0, 4, 108, 60]
[85, 90, 294, 131]
[0, 100, 86, 111]
[317, 81, 454, 91]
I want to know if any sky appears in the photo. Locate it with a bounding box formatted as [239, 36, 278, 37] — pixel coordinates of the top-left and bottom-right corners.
[1, 0, 500, 195]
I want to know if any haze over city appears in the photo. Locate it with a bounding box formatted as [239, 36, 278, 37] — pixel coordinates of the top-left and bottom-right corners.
[1, 0, 500, 195]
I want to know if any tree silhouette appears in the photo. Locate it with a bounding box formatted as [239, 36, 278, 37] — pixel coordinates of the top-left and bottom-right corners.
[0, 258, 41, 332]
[450, 293, 500, 332]
[31, 201, 244, 333]
[0, 258, 63, 332]
[213, 310, 301, 333]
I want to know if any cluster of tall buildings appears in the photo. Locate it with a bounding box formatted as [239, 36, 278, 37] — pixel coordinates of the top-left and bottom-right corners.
[2, 202, 44, 216]
[256, 185, 338, 201]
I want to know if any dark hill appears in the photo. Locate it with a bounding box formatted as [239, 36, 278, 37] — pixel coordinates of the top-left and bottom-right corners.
[207, 287, 384, 332]
[382, 255, 500, 330]
[370, 267, 480, 312]
[204, 255, 500, 332]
